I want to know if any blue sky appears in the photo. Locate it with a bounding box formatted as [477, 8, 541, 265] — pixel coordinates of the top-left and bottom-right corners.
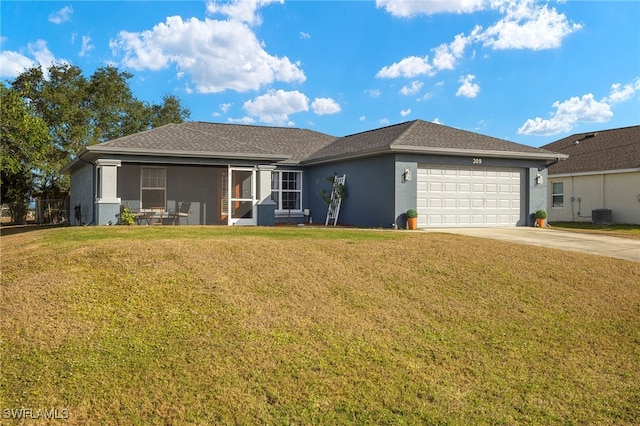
[1, 0, 638, 147]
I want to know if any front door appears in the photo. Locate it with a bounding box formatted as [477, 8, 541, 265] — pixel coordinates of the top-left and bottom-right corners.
[228, 168, 256, 225]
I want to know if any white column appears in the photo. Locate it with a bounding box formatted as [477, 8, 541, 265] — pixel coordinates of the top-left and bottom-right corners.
[95, 159, 121, 204]
[256, 165, 277, 204]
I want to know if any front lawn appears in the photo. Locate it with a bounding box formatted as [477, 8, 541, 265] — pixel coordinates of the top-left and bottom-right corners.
[1, 227, 638, 424]
[550, 221, 640, 239]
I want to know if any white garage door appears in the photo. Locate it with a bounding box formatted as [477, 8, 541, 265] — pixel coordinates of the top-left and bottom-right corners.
[417, 165, 522, 227]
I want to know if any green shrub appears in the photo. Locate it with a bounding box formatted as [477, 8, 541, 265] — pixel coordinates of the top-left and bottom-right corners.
[535, 209, 547, 219]
[119, 208, 136, 225]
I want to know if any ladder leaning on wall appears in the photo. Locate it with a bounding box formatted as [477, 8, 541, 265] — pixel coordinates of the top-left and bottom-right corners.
[325, 174, 346, 226]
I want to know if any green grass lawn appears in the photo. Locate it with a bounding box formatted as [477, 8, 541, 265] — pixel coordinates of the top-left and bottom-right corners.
[550, 222, 640, 239]
[1, 226, 639, 424]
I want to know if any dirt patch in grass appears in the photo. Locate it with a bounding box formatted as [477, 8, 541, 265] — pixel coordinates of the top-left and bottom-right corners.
[2, 227, 639, 424]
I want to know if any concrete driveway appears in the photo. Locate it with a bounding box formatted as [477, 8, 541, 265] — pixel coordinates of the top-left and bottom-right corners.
[422, 227, 640, 262]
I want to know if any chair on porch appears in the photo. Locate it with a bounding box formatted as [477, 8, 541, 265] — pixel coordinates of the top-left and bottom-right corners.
[168, 202, 191, 225]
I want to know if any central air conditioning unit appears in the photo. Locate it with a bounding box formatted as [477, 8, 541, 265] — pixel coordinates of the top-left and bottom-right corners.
[592, 209, 612, 224]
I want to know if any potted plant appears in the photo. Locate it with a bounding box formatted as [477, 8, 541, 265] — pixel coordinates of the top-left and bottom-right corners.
[535, 209, 547, 227]
[406, 209, 418, 230]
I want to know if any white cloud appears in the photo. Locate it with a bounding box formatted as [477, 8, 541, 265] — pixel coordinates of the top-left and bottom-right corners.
[479, 0, 582, 50]
[300, 32, 311, 39]
[206, 0, 282, 25]
[432, 33, 471, 71]
[400, 108, 411, 117]
[0, 40, 65, 78]
[29, 40, 57, 69]
[0, 51, 34, 78]
[432, 118, 442, 124]
[110, 3, 305, 93]
[379, 118, 390, 126]
[376, 0, 488, 17]
[242, 89, 309, 125]
[49, 6, 73, 24]
[311, 98, 341, 115]
[79, 35, 94, 57]
[213, 102, 233, 117]
[456, 74, 480, 98]
[604, 78, 640, 104]
[376, 55, 434, 78]
[376, 0, 580, 81]
[399, 80, 423, 96]
[227, 116, 256, 124]
[518, 93, 613, 136]
[359, 116, 366, 121]
[365, 89, 381, 98]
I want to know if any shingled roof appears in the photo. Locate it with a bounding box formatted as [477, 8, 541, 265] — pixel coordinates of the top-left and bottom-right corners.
[542, 125, 640, 175]
[78, 121, 337, 164]
[302, 120, 563, 164]
[65, 119, 565, 173]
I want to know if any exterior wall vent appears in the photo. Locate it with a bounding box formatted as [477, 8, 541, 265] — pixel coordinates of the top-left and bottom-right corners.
[592, 209, 612, 224]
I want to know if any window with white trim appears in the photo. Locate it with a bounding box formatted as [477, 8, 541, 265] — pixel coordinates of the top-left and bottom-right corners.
[271, 171, 302, 212]
[141, 167, 166, 209]
[552, 182, 564, 208]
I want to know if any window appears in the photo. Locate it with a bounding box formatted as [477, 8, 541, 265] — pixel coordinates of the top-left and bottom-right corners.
[141, 167, 166, 209]
[271, 171, 302, 212]
[552, 182, 564, 208]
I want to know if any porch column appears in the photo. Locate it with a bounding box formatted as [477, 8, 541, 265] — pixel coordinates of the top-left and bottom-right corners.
[256, 165, 277, 226]
[95, 159, 121, 225]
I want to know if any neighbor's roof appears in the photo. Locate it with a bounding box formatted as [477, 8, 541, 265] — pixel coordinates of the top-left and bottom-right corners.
[542, 125, 640, 175]
[70, 121, 337, 166]
[302, 120, 564, 164]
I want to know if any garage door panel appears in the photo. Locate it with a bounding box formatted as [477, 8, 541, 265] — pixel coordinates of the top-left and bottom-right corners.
[417, 165, 522, 227]
[430, 182, 443, 192]
[444, 182, 457, 192]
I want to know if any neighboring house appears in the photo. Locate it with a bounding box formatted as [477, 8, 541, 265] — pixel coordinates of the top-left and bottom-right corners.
[542, 125, 640, 225]
[62, 120, 566, 228]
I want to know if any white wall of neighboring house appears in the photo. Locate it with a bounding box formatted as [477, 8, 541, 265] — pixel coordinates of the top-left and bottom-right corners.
[549, 170, 640, 224]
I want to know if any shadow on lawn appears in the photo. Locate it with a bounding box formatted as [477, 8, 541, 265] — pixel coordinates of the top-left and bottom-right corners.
[0, 223, 70, 237]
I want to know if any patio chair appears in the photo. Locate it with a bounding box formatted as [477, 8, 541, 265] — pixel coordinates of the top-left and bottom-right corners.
[169, 202, 191, 225]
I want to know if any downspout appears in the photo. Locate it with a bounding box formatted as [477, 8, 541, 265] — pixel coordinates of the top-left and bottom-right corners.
[77, 155, 96, 226]
[538, 157, 562, 172]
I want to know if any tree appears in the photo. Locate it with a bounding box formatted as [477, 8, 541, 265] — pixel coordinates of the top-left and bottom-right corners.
[4, 64, 191, 221]
[0, 83, 50, 223]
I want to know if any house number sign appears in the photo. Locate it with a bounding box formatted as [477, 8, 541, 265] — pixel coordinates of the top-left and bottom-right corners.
[472, 158, 483, 165]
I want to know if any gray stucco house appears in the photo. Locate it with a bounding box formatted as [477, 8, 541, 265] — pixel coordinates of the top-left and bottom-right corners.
[62, 120, 566, 228]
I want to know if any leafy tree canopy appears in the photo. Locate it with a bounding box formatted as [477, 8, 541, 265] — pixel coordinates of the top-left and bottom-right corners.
[2, 64, 190, 222]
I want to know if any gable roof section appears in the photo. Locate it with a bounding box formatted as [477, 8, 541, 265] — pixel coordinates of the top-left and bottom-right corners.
[542, 125, 640, 175]
[302, 120, 563, 164]
[73, 121, 337, 165]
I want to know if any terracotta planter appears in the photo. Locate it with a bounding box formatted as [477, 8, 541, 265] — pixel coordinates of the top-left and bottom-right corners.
[535, 218, 546, 227]
[407, 217, 418, 230]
